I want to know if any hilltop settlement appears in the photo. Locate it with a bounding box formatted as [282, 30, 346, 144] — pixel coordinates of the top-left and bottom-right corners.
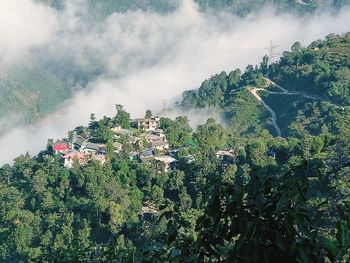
[48, 107, 234, 174]
[52, 116, 176, 172]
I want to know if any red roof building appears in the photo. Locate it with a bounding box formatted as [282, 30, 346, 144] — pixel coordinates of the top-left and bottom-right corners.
[53, 143, 69, 154]
[62, 152, 85, 168]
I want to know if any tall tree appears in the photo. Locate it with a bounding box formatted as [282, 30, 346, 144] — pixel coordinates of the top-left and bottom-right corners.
[114, 104, 131, 129]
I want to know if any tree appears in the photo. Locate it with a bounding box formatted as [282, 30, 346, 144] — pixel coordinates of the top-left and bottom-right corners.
[260, 55, 269, 75]
[114, 104, 131, 129]
[291, 41, 302, 52]
[67, 131, 74, 147]
[240, 64, 265, 87]
[109, 201, 123, 233]
[194, 118, 228, 150]
[92, 116, 113, 143]
[89, 113, 97, 130]
[160, 116, 192, 148]
[145, 109, 152, 118]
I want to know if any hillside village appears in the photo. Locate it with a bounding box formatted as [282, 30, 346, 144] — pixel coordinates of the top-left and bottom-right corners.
[49, 113, 237, 175]
[51, 116, 173, 171]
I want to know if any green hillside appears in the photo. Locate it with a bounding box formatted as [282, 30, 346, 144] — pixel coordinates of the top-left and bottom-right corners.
[270, 33, 350, 105]
[259, 92, 315, 136]
[181, 33, 350, 138]
[39, 0, 350, 15]
[0, 62, 71, 124]
[1, 33, 350, 262]
[196, 0, 349, 15]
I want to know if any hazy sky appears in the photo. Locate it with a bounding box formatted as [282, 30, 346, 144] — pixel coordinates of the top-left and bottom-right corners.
[0, 0, 350, 164]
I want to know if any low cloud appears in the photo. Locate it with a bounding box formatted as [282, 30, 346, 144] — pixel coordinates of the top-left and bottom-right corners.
[0, 0, 58, 67]
[0, 1, 350, 164]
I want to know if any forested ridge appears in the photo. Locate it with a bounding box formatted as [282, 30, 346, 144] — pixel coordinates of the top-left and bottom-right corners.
[1, 34, 350, 262]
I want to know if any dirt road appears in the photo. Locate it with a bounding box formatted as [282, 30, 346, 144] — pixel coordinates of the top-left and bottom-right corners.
[250, 87, 282, 137]
[249, 78, 348, 137]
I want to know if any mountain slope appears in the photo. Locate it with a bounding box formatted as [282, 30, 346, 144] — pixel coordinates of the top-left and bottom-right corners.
[180, 33, 350, 137]
[0, 62, 70, 125]
[270, 33, 350, 105]
[1, 32, 350, 262]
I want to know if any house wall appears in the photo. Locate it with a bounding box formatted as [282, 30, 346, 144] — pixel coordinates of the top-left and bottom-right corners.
[138, 120, 159, 131]
[154, 144, 169, 151]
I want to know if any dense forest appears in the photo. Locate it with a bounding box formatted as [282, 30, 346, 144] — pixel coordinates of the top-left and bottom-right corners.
[1, 33, 350, 262]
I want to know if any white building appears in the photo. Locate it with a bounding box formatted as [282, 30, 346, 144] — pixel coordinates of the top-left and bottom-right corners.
[62, 152, 85, 169]
[133, 117, 160, 131]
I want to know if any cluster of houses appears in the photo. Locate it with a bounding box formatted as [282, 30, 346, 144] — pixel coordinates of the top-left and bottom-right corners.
[51, 115, 242, 175]
[52, 140, 107, 169]
[51, 117, 178, 172]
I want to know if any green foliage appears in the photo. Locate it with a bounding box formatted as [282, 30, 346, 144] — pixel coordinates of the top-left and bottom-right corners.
[2, 97, 350, 262]
[260, 92, 315, 136]
[224, 89, 270, 136]
[156, 133, 350, 262]
[180, 68, 269, 136]
[145, 109, 153, 118]
[193, 162, 323, 262]
[240, 65, 265, 87]
[194, 0, 344, 16]
[160, 116, 192, 148]
[194, 118, 228, 150]
[270, 33, 350, 105]
[91, 116, 114, 143]
[181, 70, 241, 109]
[114, 104, 131, 129]
[3, 32, 350, 262]
[0, 62, 70, 126]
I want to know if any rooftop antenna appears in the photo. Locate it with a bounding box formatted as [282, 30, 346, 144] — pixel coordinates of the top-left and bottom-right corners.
[265, 41, 280, 61]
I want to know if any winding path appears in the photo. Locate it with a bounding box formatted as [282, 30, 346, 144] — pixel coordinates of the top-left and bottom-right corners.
[249, 78, 348, 137]
[264, 78, 347, 109]
[250, 87, 282, 137]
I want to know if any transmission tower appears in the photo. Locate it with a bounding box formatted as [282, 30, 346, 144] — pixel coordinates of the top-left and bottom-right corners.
[265, 41, 280, 61]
